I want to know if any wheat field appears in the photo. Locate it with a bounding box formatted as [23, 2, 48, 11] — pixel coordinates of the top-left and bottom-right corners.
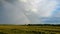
[0, 25, 59, 34]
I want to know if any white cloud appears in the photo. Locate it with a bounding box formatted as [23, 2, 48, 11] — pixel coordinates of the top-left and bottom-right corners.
[20, 0, 57, 17]
[19, 0, 28, 3]
[36, 0, 57, 17]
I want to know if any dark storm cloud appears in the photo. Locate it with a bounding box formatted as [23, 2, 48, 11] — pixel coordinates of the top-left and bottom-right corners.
[0, 0, 40, 24]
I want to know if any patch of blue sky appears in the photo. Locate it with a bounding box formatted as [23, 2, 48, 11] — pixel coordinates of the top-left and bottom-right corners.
[52, 2, 60, 17]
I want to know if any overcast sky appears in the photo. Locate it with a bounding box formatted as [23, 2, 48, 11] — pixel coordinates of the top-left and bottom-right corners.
[0, 0, 60, 24]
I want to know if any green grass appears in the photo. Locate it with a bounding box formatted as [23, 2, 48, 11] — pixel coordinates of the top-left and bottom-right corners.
[0, 25, 59, 34]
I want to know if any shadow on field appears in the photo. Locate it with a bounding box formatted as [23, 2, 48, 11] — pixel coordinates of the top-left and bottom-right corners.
[10, 29, 46, 34]
[26, 31, 46, 34]
[0, 32, 7, 34]
[10, 29, 25, 33]
[45, 30, 60, 32]
[26, 31, 56, 34]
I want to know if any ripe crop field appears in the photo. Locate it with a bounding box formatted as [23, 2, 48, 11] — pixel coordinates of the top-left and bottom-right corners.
[0, 25, 60, 34]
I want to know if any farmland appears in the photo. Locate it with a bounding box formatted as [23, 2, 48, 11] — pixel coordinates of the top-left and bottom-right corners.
[0, 25, 60, 34]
